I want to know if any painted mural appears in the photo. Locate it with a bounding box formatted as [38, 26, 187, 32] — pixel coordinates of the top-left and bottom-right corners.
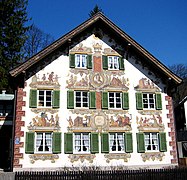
[134, 78, 160, 91]
[67, 112, 132, 132]
[30, 72, 60, 88]
[136, 115, 164, 131]
[28, 112, 60, 130]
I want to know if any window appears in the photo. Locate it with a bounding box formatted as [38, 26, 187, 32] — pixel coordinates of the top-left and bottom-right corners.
[29, 89, 60, 108]
[102, 92, 129, 110]
[38, 90, 52, 107]
[102, 55, 124, 70]
[137, 132, 167, 153]
[144, 132, 159, 152]
[101, 132, 133, 153]
[142, 93, 155, 109]
[108, 92, 122, 109]
[75, 54, 87, 68]
[25, 132, 61, 154]
[75, 91, 89, 108]
[136, 92, 162, 110]
[35, 132, 52, 153]
[64, 133, 99, 154]
[67, 91, 96, 109]
[74, 133, 90, 153]
[109, 133, 125, 152]
[108, 56, 119, 70]
[69, 54, 92, 69]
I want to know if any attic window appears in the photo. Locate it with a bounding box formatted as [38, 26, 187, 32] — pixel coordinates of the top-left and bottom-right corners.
[108, 56, 119, 70]
[75, 54, 87, 68]
[102, 55, 124, 70]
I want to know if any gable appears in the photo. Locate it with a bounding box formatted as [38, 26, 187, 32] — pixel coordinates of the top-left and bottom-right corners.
[9, 12, 182, 89]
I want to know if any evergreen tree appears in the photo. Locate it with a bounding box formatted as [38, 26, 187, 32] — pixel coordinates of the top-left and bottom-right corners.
[0, 0, 30, 90]
[89, 5, 103, 17]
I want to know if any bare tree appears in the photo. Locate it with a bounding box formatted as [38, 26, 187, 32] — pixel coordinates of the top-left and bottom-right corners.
[22, 24, 54, 60]
[169, 64, 187, 106]
[168, 64, 187, 79]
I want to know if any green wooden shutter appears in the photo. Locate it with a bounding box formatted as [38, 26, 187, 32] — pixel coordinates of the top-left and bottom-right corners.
[69, 54, 75, 68]
[136, 92, 143, 110]
[119, 57, 124, 70]
[159, 132, 167, 152]
[52, 90, 60, 108]
[52, 132, 61, 153]
[87, 54, 92, 69]
[156, 93, 162, 110]
[122, 92, 129, 110]
[102, 92, 108, 109]
[101, 133, 109, 153]
[67, 90, 74, 109]
[64, 133, 73, 154]
[102, 55, 108, 70]
[89, 91, 96, 109]
[137, 133, 145, 153]
[25, 132, 34, 154]
[29, 89, 37, 108]
[90, 133, 99, 153]
[125, 133, 133, 153]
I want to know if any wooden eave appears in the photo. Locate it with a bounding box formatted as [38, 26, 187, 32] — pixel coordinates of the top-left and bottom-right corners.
[9, 12, 182, 85]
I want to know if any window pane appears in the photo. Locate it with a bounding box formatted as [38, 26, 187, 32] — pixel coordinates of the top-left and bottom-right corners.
[144, 133, 159, 152]
[75, 91, 88, 108]
[74, 133, 90, 153]
[109, 133, 124, 152]
[76, 92, 81, 96]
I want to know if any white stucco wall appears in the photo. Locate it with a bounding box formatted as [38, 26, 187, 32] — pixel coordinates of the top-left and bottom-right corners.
[15, 34, 176, 171]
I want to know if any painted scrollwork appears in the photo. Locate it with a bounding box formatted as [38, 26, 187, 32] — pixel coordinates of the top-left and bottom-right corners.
[104, 153, 131, 163]
[29, 154, 59, 164]
[89, 72, 107, 89]
[70, 43, 92, 54]
[103, 48, 120, 56]
[141, 152, 165, 162]
[68, 154, 95, 163]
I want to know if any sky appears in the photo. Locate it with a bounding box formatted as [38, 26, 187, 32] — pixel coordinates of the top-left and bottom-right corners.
[27, 0, 187, 67]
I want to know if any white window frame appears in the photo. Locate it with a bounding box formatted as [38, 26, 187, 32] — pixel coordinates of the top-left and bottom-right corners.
[142, 93, 155, 109]
[144, 132, 159, 152]
[75, 54, 87, 68]
[75, 91, 89, 108]
[109, 132, 125, 153]
[108, 92, 122, 109]
[35, 132, 53, 153]
[37, 90, 52, 108]
[108, 56, 119, 70]
[73, 132, 90, 154]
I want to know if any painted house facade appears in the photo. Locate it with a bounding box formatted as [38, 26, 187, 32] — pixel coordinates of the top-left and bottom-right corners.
[10, 13, 182, 171]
